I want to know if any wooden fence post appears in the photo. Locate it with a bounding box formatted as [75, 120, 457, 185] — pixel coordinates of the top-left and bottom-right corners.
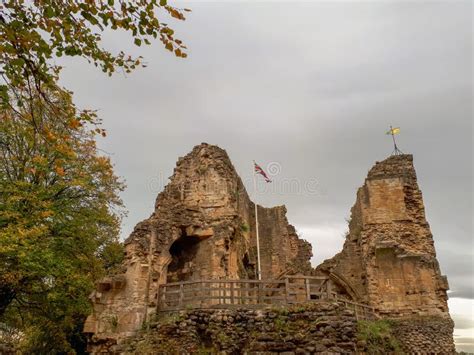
[162, 285, 167, 310]
[327, 280, 332, 299]
[156, 286, 161, 312]
[305, 278, 311, 301]
[178, 283, 184, 309]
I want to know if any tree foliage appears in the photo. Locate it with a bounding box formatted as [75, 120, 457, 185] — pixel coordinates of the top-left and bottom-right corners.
[0, 83, 125, 352]
[0, 0, 189, 107]
[0, 1, 189, 352]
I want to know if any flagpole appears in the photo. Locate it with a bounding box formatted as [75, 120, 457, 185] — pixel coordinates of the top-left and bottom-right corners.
[253, 162, 262, 281]
[390, 125, 402, 155]
[390, 125, 397, 151]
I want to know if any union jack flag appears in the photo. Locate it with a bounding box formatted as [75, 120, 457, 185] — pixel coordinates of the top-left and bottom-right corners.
[254, 161, 272, 183]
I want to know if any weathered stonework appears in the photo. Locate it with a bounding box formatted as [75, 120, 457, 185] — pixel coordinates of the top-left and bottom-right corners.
[392, 316, 455, 354]
[84, 145, 455, 353]
[316, 155, 450, 318]
[122, 302, 360, 354]
[84, 143, 312, 349]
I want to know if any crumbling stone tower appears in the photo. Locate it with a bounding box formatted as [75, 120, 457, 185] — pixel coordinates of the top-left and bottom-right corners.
[83, 143, 312, 347]
[317, 154, 454, 353]
[317, 154, 450, 316]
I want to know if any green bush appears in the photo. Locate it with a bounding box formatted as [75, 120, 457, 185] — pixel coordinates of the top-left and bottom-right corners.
[240, 222, 250, 233]
[357, 319, 402, 354]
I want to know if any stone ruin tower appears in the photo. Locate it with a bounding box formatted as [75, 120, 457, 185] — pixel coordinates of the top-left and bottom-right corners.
[84, 143, 312, 347]
[84, 144, 454, 353]
[316, 154, 454, 352]
[316, 154, 450, 317]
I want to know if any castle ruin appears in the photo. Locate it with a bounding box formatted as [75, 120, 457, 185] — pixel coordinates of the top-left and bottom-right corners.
[84, 143, 454, 354]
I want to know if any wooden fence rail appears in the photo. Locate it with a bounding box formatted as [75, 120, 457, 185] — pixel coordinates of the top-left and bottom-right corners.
[156, 276, 377, 320]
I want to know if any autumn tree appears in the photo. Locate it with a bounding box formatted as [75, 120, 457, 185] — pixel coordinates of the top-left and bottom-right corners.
[0, 0, 190, 352]
[0, 83, 125, 352]
[0, 0, 188, 106]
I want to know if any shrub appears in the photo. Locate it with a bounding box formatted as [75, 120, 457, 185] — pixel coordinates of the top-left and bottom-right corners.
[357, 319, 402, 354]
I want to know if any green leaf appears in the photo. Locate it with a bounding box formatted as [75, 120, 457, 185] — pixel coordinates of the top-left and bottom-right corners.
[0, 85, 9, 108]
[134, 38, 142, 46]
[44, 7, 55, 18]
[81, 11, 99, 25]
[11, 58, 26, 67]
[160, 0, 167, 5]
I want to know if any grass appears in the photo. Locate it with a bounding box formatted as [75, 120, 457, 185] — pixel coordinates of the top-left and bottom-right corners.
[357, 319, 402, 354]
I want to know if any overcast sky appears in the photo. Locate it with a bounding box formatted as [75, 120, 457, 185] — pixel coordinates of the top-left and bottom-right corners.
[59, 1, 473, 351]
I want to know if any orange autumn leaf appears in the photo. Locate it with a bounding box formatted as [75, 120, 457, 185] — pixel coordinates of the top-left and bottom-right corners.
[55, 166, 65, 176]
[68, 119, 81, 129]
[46, 131, 56, 141]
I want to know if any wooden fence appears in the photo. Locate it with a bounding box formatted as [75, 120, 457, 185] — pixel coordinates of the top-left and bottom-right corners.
[156, 276, 377, 320]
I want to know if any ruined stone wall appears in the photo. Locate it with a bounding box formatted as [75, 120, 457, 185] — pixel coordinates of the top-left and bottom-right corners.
[84, 146, 455, 352]
[122, 302, 360, 354]
[314, 155, 454, 353]
[84, 143, 312, 349]
[256, 205, 313, 278]
[115, 307, 455, 355]
[317, 155, 450, 318]
[392, 316, 455, 354]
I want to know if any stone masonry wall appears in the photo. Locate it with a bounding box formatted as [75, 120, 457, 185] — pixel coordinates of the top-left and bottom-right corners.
[84, 143, 313, 349]
[316, 155, 450, 318]
[85, 146, 455, 353]
[113, 306, 456, 354]
[392, 316, 455, 354]
[314, 154, 454, 352]
[122, 302, 360, 354]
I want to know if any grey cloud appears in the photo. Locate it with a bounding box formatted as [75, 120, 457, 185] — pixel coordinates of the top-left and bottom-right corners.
[449, 288, 474, 300]
[452, 314, 474, 330]
[456, 344, 474, 354]
[58, 0, 472, 339]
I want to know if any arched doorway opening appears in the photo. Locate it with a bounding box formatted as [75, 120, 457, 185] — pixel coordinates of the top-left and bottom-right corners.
[166, 234, 202, 283]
